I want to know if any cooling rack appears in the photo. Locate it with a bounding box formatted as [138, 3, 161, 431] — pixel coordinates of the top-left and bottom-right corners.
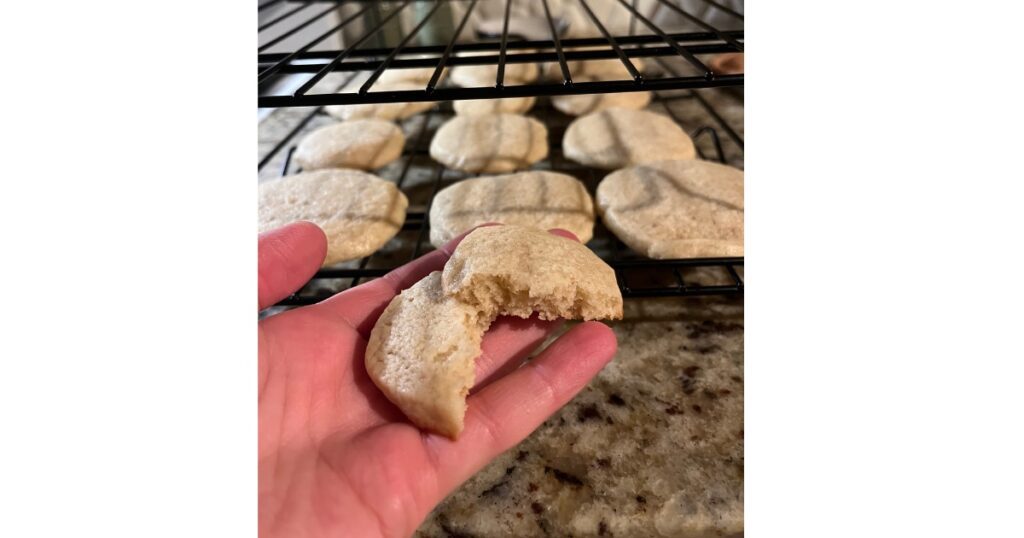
[258, 80, 744, 307]
[258, 0, 744, 108]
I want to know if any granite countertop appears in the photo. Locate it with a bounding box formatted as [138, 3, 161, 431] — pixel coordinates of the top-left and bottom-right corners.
[416, 296, 743, 538]
[258, 77, 744, 536]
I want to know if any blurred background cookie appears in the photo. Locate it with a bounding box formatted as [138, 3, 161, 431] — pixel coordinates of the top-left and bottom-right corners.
[430, 113, 548, 173]
[563, 108, 695, 169]
[293, 120, 405, 171]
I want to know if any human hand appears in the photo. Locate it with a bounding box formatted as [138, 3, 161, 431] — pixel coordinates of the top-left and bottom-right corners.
[258, 222, 618, 538]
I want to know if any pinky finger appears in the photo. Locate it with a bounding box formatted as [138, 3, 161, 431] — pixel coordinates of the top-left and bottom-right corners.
[423, 321, 617, 494]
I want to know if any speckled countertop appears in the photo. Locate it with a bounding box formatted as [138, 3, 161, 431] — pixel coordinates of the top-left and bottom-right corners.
[415, 296, 743, 538]
[259, 74, 744, 536]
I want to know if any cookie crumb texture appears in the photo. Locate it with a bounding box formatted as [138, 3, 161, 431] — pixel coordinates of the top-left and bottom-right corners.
[597, 160, 744, 259]
[257, 169, 408, 266]
[415, 297, 744, 537]
[443, 225, 623, 321]
[429, 114, 549, 174]
[365, 272, 489, 439]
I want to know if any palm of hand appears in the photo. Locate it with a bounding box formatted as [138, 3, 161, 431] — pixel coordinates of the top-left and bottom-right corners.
[258, 223, 617, 538]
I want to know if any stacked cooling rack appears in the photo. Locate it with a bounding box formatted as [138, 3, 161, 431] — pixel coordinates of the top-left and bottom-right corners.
[257, 0, 744, 307]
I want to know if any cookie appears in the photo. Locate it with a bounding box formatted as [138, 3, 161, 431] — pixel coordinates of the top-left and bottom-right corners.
[544, 56, 646, 82]
[429, 114, 548, 174]
[443, 225, 623, 321]
[258, 169, 408, 266]
[562, 108, 695, 169]
[453, 96, 536, 117]
[450, 52, 539, 87]
[293, 119, 405, 171]
[428, 171, 595, 247]
[366, 271, 490, 439]
[377, 66, 438, 85]
[324, 81, 434, 121]
[596, 159, 743, 258]
[551, 76, 652, 116]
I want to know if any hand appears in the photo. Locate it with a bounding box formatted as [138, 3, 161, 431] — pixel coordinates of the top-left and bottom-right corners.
[258, 222, 618, 538]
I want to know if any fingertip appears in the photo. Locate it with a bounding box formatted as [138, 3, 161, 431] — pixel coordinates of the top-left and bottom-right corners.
[261, 221, 328, 261]
[567, 321, 618, 366]
[292, 220, 328, 244]
[258, 221, 329, 310]
[547, 228, 580, 242]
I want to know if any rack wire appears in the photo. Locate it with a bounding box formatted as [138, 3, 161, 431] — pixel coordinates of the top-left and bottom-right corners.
[258, 82, 744, 307]
[258, 0, 743, 108]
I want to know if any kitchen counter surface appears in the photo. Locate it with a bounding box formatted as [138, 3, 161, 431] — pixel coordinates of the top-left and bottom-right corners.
[415, 296, 743, 538]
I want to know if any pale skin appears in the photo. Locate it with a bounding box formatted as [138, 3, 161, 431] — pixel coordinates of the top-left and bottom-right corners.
[259, 222, 618, 538]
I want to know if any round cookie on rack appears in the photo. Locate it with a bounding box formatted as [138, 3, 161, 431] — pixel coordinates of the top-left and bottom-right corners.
[596, 159, 743, 259]
[449, 51, 539, 87]
[562, 108, 695, 169]
[551, 76, 652, 116]
[429, 113, 548, 174]
[543, 56, 646, 82]
[453, 96, 536, 117]
[293, 119, 405, 171]
[258, 169, 408, 266]
[324, 81, 435, 121]
[377, 66, 439, 85]
[428, 170, 594, 247]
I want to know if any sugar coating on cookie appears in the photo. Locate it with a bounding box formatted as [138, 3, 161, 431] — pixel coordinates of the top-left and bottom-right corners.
[325, 81, 435, 121]
[596, 159, 743, 259]
[428, 171, 595, 247]
[453, 96, 536, 117]
[293, 120, 405, 171]
[442, 225, 623, 321]
[366, 272, 491, 439]
[562, 108, 695, 170]
[429, 114, 548, 174]
[258, 169, 408, 266]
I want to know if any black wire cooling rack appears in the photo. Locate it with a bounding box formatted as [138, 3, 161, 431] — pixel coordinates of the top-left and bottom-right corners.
[257, 0, 743, 307]
[258, 0, 743, 108]
[258, 85, 743, 306]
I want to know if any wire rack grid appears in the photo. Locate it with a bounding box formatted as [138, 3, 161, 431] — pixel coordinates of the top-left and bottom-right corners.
[258, 0, 744, 108]
[258, 74, 744, 308]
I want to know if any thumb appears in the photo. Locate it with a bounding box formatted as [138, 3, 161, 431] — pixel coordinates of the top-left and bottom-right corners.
[258, 221, 327, 310]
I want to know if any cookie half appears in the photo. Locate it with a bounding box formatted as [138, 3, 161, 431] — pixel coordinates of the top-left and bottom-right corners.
[442, 225, 623, 321]
[366, 271, 490, 439]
